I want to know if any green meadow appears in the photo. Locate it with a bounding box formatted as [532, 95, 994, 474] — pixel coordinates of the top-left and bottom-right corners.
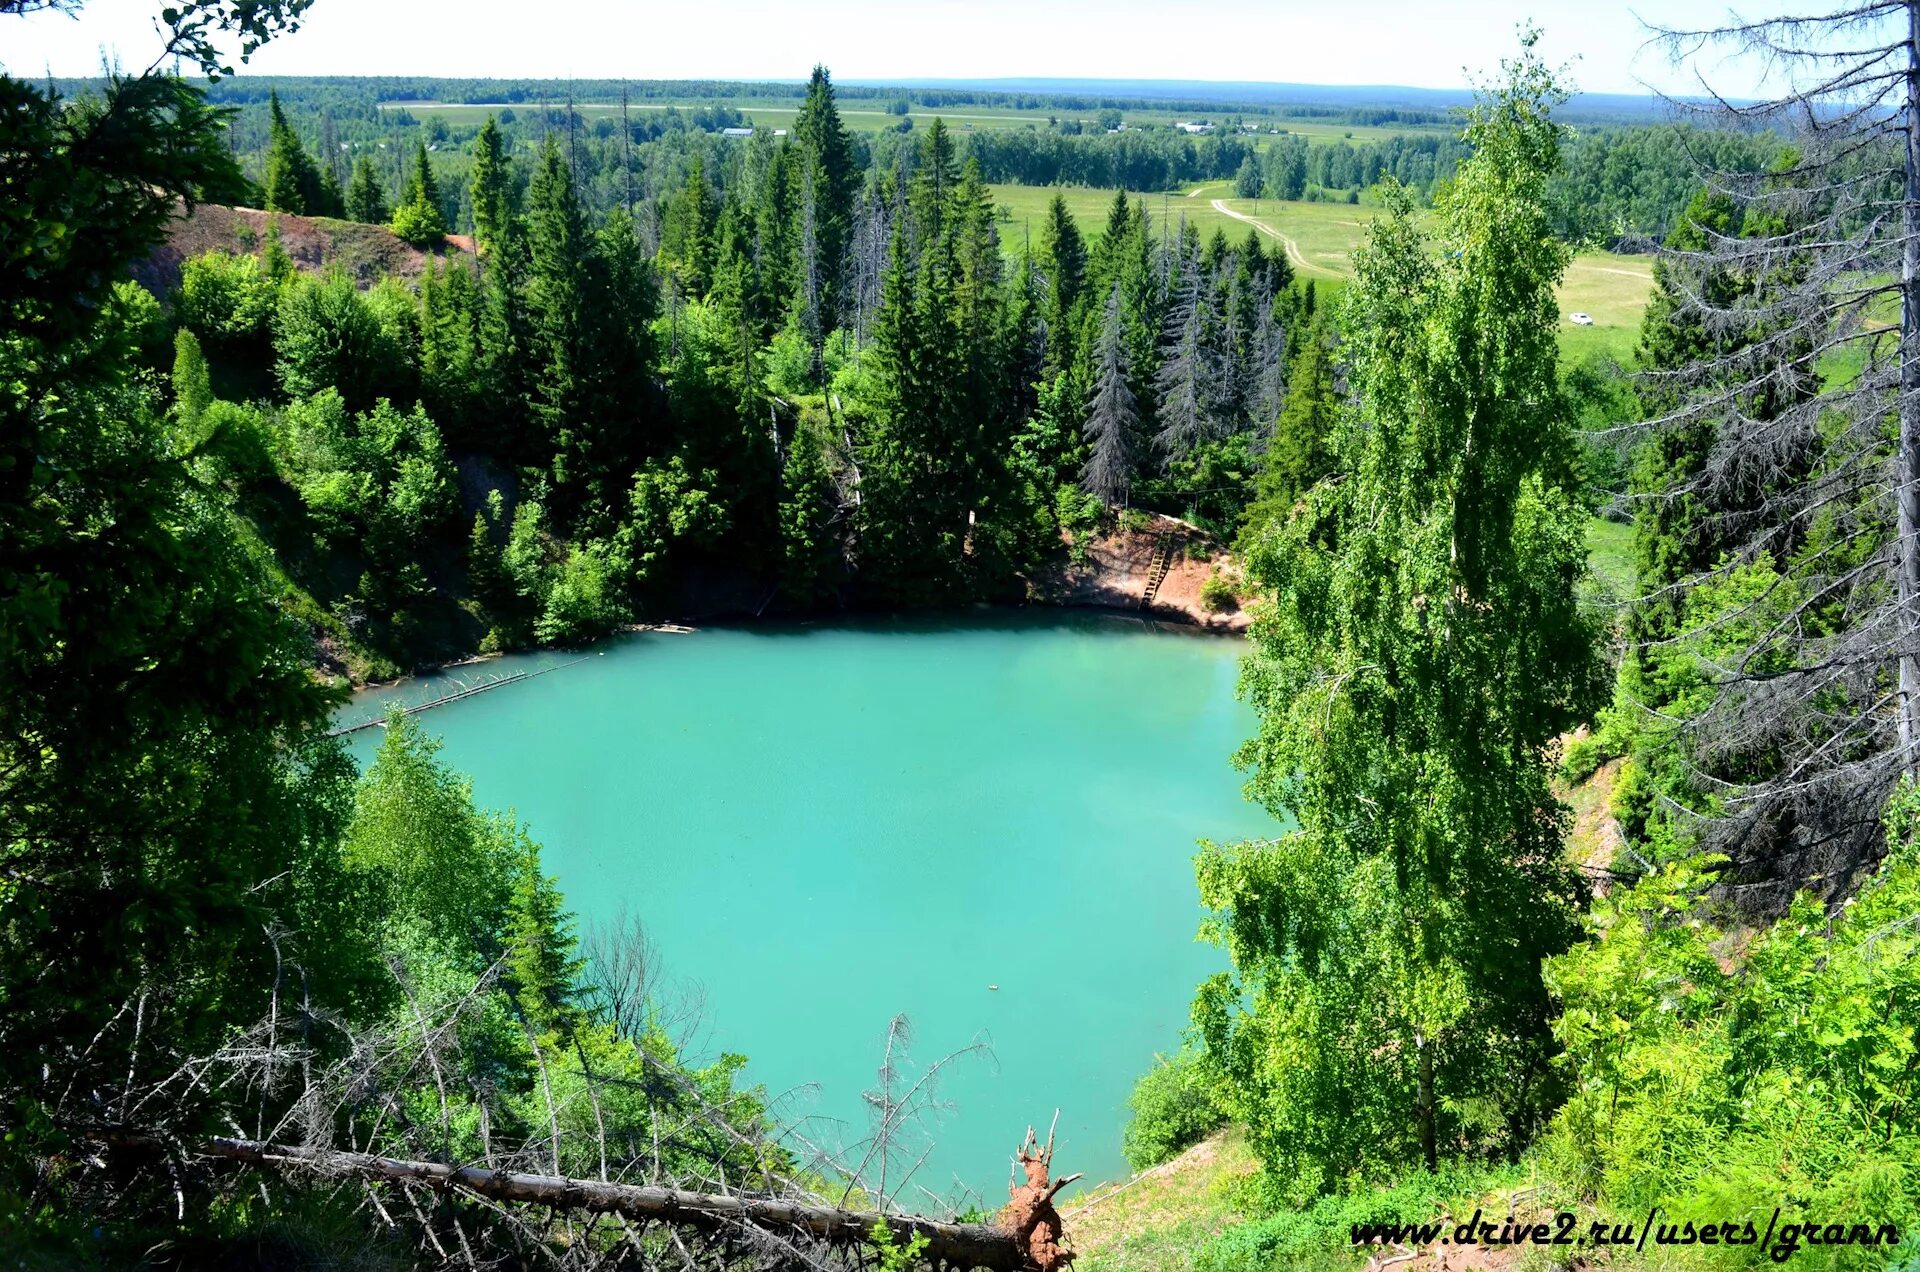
[989, 182, 1653, 360]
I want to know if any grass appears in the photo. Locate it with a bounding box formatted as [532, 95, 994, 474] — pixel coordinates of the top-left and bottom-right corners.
[1585, 515, 1636, 605]
[990, 183, 1655, 359]
[1065, 1127, 1260, 1272]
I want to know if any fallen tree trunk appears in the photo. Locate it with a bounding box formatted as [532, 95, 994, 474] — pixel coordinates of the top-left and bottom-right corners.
[185, 1134, 1030, 1269]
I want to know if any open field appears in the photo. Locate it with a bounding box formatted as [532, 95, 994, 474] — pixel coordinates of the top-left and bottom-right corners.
[990, 183, 1654, 360]
[380, 99, 1451, 146]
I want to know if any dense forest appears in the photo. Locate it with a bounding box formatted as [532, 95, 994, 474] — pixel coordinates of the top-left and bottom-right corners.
[88, 70, 1781, 239]
[6, 0, 1920, 1267]
[130, 67, 1338, 678]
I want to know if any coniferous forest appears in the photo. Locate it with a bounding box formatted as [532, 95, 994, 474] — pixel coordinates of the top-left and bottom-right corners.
[5, 0, 1920, 1268]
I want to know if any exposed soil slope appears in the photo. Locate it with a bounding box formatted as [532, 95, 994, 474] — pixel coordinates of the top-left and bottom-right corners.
[134, 203, 475, 297]
[1037, 513, 1252, 632]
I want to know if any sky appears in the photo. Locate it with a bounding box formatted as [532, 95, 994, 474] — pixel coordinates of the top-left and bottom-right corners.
[6, 0, 1777, 98]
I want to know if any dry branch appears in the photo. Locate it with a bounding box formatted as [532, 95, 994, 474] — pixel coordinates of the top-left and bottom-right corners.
[143, 1133, 1036, 1269]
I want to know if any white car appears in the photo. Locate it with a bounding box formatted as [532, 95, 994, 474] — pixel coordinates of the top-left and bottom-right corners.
[1568, 312, 1594, 326]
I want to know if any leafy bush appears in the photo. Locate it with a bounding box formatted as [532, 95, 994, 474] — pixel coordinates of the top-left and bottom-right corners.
[173, 250, 276, 348]
[1123, 1047, 1227, 1170]
[1541, 782, 1920, 1254]
[275, 270, 413, 409]
[1198, 569, 1238, 613]
[536, 544, 622, 645]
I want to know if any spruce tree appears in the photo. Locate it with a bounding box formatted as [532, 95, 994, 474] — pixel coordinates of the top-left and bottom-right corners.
[792, 65, 857, 327]
[505, 838, 585, 1039]
[345, 155, 387, 225]
[389, 138, 447, 246]
[1153, 273, 1212, 461]
[262, 89, 312, 215]
[1081, 283, 1139, 504]
[1038, 192, 1086, 380]
[469, 115, 515, 257]
[170, 327, 212, 430]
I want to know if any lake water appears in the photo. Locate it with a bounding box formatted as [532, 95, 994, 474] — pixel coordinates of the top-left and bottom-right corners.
[338, 610, 1278, 1204]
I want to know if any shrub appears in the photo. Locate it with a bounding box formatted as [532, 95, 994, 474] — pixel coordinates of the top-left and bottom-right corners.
[1122, 1047, 1226, 1171]
[173, 250, 276, 348]
[1540, 781, 1920, 1246]
[1199, 569, 1238, 613]
[536, 544, 622, 646]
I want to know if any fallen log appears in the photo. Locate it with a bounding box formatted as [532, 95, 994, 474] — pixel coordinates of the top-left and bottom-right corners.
[179, 1134, 1032, 1269]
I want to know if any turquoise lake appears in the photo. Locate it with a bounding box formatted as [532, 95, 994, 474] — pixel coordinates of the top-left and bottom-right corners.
[339, 610, 1278, 1205]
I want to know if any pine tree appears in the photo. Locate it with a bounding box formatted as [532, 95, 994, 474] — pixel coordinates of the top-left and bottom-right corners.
[1082, 283, 1139, 504]
[345, 155, 387, 225]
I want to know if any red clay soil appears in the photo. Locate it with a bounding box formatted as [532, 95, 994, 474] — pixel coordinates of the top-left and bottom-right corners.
[133, 203, 477, 297]
[1036, 512, 1252, 632]
[998, 1128, 1081, 1272]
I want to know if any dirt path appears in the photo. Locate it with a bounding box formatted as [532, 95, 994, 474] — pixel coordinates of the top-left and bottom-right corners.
[1209, 198, 1347, 280]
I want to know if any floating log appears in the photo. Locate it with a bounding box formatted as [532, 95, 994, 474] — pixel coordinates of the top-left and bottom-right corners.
[326, 655, 590, 738]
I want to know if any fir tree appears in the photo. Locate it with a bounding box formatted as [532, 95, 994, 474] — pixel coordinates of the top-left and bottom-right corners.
[505, 838, 585, 1039]
[1038, 192, 1086, 380]
[1153, 273, 1212, 461]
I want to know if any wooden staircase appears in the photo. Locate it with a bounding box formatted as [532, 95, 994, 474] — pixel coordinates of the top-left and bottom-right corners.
[1138, 533, 1176, 610]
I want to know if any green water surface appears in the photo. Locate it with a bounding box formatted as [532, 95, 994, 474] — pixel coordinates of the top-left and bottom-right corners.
[341, 611, 1277, 1203]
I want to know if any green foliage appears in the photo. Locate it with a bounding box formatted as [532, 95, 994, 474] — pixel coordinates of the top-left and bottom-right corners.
[1122, 1047, 1227, 1170]
[614, 455, 728, 593]
[275, 390, 456, 559]
[345, 155, 389, 225]
[172, 326, 213, 430]
[1543, 786, 1920, 1259]
[535, 542, 623, 645]
[264, 89, 322, 215]
[777, 416, 842, 602]
[1196, 38, 1603, 1204]
[174, 249, 277, 349]
[389, 139, 448, 245]
[1197, 569, 1237, 613]
[864, 1219, 932, 1272]
[1194, 1160, 1528, 1272]
[274, 270, 413, 409]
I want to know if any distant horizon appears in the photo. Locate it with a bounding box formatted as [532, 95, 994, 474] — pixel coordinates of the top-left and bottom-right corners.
[6, 0, 1778, 99]
[33, 70, 1688, 116]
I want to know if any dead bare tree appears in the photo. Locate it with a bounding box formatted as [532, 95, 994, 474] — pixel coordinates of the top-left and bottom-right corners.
[1625, 1, 1920, 907]
[36, 932, 1067, 1270]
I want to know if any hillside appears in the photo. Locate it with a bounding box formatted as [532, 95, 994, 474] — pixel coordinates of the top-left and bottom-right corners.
[134, 203, 474, 296]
